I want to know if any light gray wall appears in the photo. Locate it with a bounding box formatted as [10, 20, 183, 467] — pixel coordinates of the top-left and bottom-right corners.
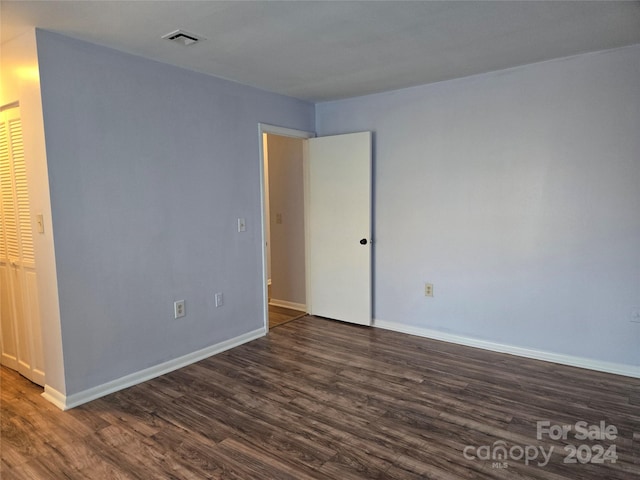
[36, 30, 314, 395]
[317, 45, 640, 367]
[267, 134, 306, 306]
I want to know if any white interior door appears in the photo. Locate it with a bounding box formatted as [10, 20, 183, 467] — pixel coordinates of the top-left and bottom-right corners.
[306, 132, 372, 325]
[0, 107, 45, 386]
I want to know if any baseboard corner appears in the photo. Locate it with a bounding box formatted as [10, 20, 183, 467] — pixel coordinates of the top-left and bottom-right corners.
[42, 385, 68, 410]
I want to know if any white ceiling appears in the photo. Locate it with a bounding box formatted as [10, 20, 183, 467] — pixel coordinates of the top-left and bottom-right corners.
[2, 1, 640, 102]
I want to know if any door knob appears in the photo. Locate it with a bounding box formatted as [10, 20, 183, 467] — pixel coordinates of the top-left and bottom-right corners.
[360, 238, 368, 245]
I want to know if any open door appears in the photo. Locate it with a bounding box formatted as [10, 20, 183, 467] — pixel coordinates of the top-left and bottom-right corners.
[306, 132, 372, 326]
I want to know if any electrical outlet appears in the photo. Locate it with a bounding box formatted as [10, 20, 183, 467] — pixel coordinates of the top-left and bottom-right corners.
[237, 218, 246, 232]
[174, 300, 185, 319]
[424, 283, 434, 297]
[215, 292, 223, 308]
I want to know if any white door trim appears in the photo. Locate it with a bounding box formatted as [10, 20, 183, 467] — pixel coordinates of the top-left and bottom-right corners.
[258, 124, 314, 332]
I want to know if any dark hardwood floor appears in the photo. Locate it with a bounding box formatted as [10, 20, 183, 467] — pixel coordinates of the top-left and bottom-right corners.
[269, 305, 306, 329]
[2, 316, 639, 479]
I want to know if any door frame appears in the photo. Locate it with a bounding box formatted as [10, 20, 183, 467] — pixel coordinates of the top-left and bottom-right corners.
[258, 124, 314, 332]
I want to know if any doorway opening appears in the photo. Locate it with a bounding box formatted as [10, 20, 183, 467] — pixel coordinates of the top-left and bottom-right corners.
[259, 126, 373, 329]
[259, 125, 313, 330]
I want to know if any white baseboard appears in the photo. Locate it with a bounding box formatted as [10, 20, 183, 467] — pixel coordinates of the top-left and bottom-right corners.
[269, 298, 306, 312]
[42, 385, 67, 410]
[374, 319, 640, 379]
[41, 327, 266, 410]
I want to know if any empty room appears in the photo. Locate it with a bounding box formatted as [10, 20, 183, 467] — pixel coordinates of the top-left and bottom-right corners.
[1, 1, 639, 479]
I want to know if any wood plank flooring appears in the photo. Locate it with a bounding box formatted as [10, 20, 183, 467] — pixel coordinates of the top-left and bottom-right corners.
[2, 315, 639, 479]
[268, 305, 306, 329]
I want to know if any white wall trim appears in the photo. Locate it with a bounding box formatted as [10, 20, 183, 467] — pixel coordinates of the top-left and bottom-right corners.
[374, 319, 640, 379]
[258, 123, 316, 140]
[269, 298, 307, 312]
[41, 327, 266, 410]
[41, 384, 66, 410]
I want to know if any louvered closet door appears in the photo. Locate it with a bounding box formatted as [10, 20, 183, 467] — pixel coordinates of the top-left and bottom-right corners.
[0, 107, 44, 386]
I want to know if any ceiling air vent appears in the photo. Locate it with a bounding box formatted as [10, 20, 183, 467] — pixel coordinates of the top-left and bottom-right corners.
[162, 30, 204, 46]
